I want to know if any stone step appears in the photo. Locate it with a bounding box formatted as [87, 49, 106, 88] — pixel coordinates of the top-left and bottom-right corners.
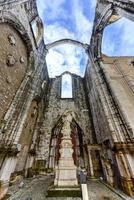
[47, 198, 81, 200]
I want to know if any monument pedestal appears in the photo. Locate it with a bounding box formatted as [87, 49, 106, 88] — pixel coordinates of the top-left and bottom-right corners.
[54, 137, 78, 187]
[47, 111, 81, 198]
[54, 165, 78, 186]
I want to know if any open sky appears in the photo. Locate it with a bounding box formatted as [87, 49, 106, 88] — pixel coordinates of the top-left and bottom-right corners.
[36, 0, 134, 97]
[36, 0, 96, 78]
[102, 17, 134, 56]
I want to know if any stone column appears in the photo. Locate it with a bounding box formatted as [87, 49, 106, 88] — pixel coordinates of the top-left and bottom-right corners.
[115, 151, 134, 197]
[54, 112, 78, 187]
[87, 146, 94, 178]
[0, 156, 17, 199]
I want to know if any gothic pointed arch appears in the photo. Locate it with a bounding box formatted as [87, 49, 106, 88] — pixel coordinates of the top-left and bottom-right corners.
[91, 0, 134, 58]
[48, 110, 86, 170]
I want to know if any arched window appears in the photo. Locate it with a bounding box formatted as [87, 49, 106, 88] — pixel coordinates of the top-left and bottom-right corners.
[102, 17, 134, 56]
[31, 17, 44, 46]
[61, 74, 73, 98]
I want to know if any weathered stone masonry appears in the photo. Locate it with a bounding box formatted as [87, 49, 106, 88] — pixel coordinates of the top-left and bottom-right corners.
[35, 72, 94, 169]
[0, 0, 48, 198]
[0, 0, 134, 199]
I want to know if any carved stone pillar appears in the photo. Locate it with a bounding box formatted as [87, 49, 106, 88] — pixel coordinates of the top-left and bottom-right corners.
[54, 112, 78, 186]
[87, 146, 94, 178]
[54, 138, 78, 186]
[0, 156, 17, 199]
[115, 151, 134, 197]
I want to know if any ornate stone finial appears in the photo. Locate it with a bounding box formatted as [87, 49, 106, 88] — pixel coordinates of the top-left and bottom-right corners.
[6, 54, 16, 67]
[8, 34, 16, 46]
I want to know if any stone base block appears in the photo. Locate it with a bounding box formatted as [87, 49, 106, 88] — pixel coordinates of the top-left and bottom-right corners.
[54, 166, 78, 186]
[121, 177, 134, 197]
[57, 180, 78, 186]
[47, 186, 82, 197]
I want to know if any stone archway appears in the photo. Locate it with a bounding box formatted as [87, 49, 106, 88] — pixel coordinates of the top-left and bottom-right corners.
[48, 111, 85, 173]
[90, 0, 134, 58]
[31, 16, 44, 46]
[46, 38, 89, 52]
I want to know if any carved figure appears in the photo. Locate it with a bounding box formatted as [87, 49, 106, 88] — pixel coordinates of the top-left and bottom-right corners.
[20, 56, 25, 63]
[8, 34, 16, 45]
[6, 54, 16, 66]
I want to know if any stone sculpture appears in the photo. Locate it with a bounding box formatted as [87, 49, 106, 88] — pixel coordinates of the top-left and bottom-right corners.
[6, 54, 16, 66]
[8, 34, 16, 46]
[54, 111, 78, 186]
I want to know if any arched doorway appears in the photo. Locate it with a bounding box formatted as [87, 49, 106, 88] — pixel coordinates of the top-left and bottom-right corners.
[48, 111, 85, 171]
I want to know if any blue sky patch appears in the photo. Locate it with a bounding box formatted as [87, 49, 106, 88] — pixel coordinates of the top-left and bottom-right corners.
[36, 0, 96, 78]
[37, 0, 134, 81]
[102, 18, 134, 56]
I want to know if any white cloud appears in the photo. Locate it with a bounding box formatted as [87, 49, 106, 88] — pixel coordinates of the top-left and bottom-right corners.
[46, 44, 87, 77]
[44, 22, 88, 78]
[44, 23, 75, 43]
[37, 0, 93, 78]
[37, 0, 66, 19]
[120, 18, 134, 55]
[72, 0, 93, 43]
[102, 18, 134, 56]
[36, 0, 46, 18]
[46, 49, 65, 77]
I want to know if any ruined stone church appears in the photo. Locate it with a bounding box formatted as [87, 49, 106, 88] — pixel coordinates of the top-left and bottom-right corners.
[0, 0, 134, 199]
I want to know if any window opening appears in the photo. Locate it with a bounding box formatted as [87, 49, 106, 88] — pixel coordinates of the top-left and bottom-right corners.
[61, 74, 72, 98]
[102, 18, 134, 56]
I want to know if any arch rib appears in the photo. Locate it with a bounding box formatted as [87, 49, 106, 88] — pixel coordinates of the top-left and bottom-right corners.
[45, 39, 89, 51]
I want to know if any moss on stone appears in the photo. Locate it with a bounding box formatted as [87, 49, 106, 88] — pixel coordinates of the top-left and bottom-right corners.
[47, 189, 82, 197]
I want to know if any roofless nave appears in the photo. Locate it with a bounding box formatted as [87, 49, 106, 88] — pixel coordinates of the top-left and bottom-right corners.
[0, 0, 134, 199]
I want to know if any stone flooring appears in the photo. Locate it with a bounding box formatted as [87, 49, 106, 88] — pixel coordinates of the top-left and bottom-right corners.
[7, 175, 53, 200]
[87, 180, 123, 200]
[6, 176, 133, 200]
[7, 175, 80, 200]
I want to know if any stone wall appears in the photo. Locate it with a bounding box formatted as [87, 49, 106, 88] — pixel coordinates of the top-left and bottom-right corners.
[84, 50, 134, 196]
[102, 56, 134, 138]
[88, 0, 134, 196]
[0, 0, 134, 199]
[35, 72, 94, 171]
[0, 23, 28, 120]
[0, 0, 48, 199]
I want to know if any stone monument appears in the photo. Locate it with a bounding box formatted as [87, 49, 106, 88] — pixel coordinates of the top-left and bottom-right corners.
[54, 111, 78, 186]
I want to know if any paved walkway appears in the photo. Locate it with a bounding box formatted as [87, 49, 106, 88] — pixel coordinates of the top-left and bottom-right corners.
[87, 180, 123, 200]
[7, 176, 81, 200]
[7, 175, 52, 200]
[6, 176, 132, 200]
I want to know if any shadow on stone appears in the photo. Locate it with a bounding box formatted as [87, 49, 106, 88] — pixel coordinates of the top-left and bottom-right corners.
[47, 186, 82, 198]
